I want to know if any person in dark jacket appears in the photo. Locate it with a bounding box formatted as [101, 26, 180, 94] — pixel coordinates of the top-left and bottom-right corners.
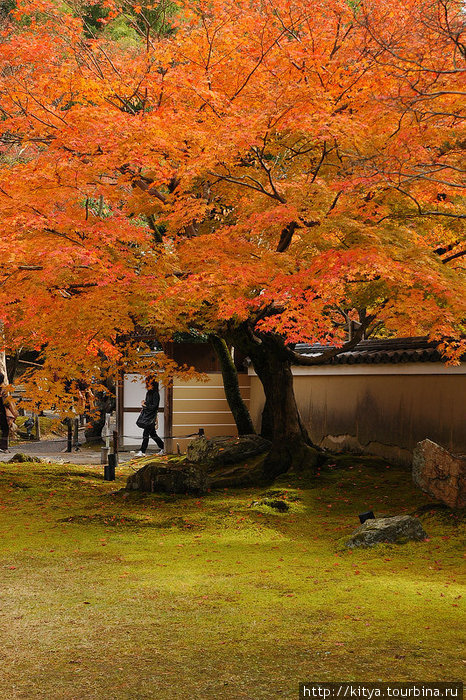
[135, 377, 164, 457]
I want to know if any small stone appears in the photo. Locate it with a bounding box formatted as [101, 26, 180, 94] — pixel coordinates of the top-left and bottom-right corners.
[262, 499, 289, 512]
[345, 515, 427, 548]
[412, 439, 465, 509]
[251, 497, 290, 511]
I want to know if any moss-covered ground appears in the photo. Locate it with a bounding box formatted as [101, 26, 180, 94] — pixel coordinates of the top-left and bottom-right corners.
[0, 456, 463, 699]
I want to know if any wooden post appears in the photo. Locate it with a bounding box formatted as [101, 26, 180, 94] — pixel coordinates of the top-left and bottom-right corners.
[164, 378, 173, 456]
[104, 413, 111, 450]
[111, 430, 119, 469]
[116, 375, 124, 451]
[73, 418, 79, 450]
[35, 414, 41, 441]
[101, 414, 111, 469]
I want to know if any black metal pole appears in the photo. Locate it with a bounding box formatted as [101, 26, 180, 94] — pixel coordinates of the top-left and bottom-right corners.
[106, 453, 116, 480]
[67, 420, 72, 453]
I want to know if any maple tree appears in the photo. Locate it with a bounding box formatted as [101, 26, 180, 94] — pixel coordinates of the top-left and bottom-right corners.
[0, 0, 464, 473]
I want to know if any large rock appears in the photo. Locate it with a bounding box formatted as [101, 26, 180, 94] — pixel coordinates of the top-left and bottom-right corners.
[187, 435, 271, 467]
[126, 462, 209, 495]
[8, 453, 42, 463]
[346, 515, 427, 548]
[186, 435, 272, 488]
[412, 439, 466, 509]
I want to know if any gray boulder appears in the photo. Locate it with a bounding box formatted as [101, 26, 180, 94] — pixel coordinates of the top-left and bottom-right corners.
[126, 462, 209, 495]
[346, 515, 427, 548]
[186, 434, 272, 487]
[187, 434, 271, 467]
[412, 439, 465, 509]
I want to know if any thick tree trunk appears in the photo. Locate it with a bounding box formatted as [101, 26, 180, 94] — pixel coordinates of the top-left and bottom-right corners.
[230, 327, 321, 478]
[209, 334, 255, 435]
[5, 352, 18, 383]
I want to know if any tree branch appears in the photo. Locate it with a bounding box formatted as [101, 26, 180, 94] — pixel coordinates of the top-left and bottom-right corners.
[289, 316, 375, 365]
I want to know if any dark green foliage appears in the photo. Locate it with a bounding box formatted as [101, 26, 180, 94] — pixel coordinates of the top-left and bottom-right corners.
[0, 0, 15, 19]
[81, 1, 110, 35]
[132, 0, 177, 37]
[80, 0, 177, 39]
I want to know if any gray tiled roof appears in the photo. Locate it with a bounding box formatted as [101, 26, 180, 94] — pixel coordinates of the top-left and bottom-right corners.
[294, 337, 450, 365]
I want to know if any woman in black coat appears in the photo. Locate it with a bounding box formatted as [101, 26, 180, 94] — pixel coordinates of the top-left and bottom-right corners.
[135, 378, 164, 457]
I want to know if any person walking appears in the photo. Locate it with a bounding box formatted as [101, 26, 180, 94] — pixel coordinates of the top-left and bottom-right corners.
[135, 377, 164, 457]
[0, 373, 18, 453]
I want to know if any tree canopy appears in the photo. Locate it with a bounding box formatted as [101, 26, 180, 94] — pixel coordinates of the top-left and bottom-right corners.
[0, 0, 464, 428]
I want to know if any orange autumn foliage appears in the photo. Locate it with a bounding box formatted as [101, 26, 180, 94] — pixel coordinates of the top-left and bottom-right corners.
[0, 0, 464, 410]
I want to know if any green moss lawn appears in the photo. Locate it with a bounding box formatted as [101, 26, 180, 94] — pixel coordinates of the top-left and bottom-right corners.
[0, 456, 463, 699]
